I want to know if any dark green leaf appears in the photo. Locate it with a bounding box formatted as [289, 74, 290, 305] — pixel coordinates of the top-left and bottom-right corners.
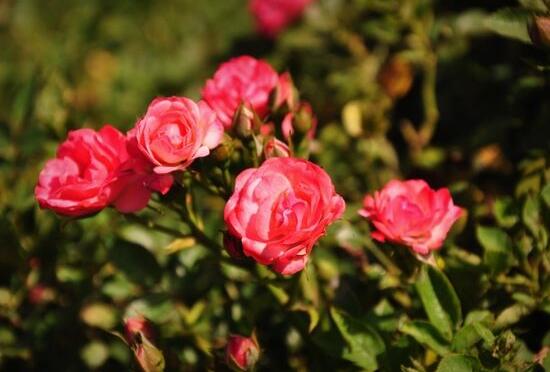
[109, 240, 162, 287]
[330, 307, 385, 371]
[476, 226, 515, 275]
[415, 265, 462, 340]
[484, 8, 532, 44]
[400, 320, 450, 356]
[436, 354, 482, 372]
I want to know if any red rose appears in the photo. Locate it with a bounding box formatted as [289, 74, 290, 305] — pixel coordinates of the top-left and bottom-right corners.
[224, 158, 345, 275]
[202, 56, 287, 129]
[359, 179, 463, 256]
[225, 335, 260, 371]
[134, 97, 223, 174]
[250, 0, 314, 38]
[35, 125, 172, 217]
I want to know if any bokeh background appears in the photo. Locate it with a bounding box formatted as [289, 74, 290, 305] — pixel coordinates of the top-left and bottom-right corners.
[0, 0, 549, 370]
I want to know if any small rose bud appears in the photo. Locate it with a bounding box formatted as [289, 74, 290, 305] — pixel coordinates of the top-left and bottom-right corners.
[28, 284, 55, 305]
[263, 138, 291, 159]
[225, 334, 260, 371]
[223, 232, 245, 259]
[124, 315, 154, 345]
[272, 72, 297, 111]
[124, 316, 164, 372]
[529, 16, 550, 47]
[234, 105, 262, 138]
[294, 103, 317, 139]
[212, 134, 236, 162]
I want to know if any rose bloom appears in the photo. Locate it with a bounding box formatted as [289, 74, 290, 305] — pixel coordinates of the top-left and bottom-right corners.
[35, 125, 172, 217]
[202, 56, 285, 129]
[250, 0, 314, 38]
[359, 179, 463, 256]
[225, 335, 260, 371]
[224, 158, 345, 275]
[134, 96, 223, 174]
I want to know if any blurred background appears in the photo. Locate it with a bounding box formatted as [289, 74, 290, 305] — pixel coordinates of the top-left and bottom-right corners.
[0, 0, 549, 370]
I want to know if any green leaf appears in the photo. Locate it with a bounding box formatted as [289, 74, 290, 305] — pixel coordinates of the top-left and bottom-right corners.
[81, 341, 109, 369]
[109, 240, 162, 287]
[80, 303, 118, 331]
[494, 197, 519, 228]
[452, 322, 495, 352]
[484, 8, 532, 44]
[415, 265, 462, 340]
[541, 184, 550, 208]
[330, 307, 385, 371]
[400, 320, 450, 356]
[476, 226, 514, 275]
[523, 195, 548, 250]
[518, 0, 548, 12]
[436, 354, 482, 372]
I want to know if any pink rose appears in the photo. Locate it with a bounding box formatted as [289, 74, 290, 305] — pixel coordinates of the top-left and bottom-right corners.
[202, 56, 287, 129]
[134, 96, 223, 174]
[224, 158, 345, 275]
[35, 125, 173, 217]
[250, 0, 314, 38]
[359, 179, 463, 256]
[225, 335, 260, 371]
[34, 125, 171, 217]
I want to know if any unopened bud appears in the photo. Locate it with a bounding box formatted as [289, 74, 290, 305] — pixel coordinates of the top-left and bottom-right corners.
[234, 105, 261, 138]
[225, 334, 260, 371]
[124, 316, 164, 372]
[212, 134, 236, 162]
[294, 103, 317, 139]
[272, 72, 297, 111]
[263, 138, 291, 159]
[124, 315, 154, 345]
[529, 16, 550, 47]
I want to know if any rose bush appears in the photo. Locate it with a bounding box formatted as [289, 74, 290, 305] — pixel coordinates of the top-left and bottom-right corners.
[4, 0, 550, 371]
[224, 157, 345, 275]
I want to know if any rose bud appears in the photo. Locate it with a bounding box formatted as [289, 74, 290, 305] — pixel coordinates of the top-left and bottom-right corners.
[249, 0, 315, 38]
[271, 72, 297, 111]
[224, 158, 345, 275]
[359, 179, 463, 258]
[281, 102, 317, 141]
[35, 125, 172, 217]
[134, 96, 223, 175]
[202, 56, 283, 129]
[124, 316, 165, 372]
[124, 315, 154, 345]
[233, 104, 258, 138]
[225, 334, 260, 371]
[223, 232, 245, 259]
[28, 284, 55, 305]
[263, 138, 291, 159]
[529, 16, 550, 47]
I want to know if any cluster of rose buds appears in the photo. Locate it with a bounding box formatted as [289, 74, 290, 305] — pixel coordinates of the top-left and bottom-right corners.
[36, 54, 464, 370]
